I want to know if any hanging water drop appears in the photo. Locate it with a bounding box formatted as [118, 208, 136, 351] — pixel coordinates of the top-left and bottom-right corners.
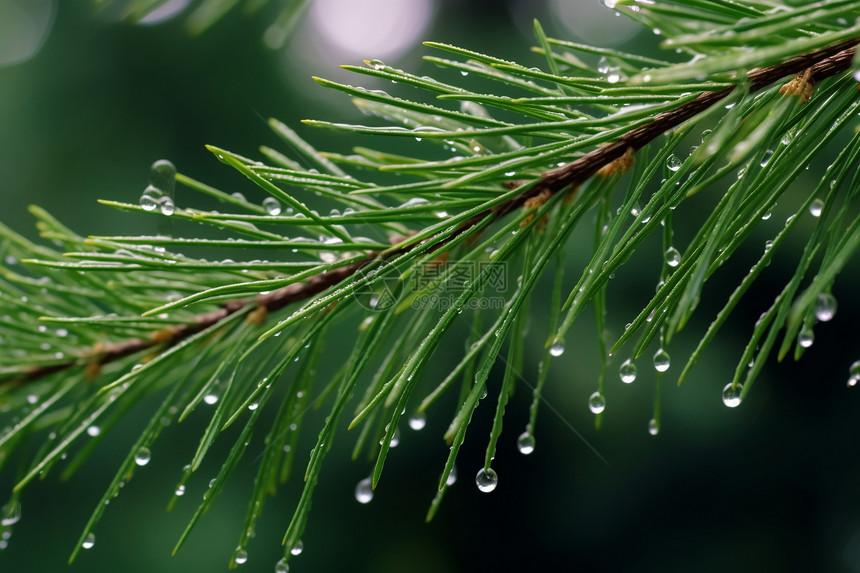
[664, 247, 681, 268]
[761, 205, 774, 220]
[549, 340, 565, 357]
[445, 465, 458, 486]
[606, 67, 626, 84]
[849, 361, 860, 386]
[588, 391, 606, 414]
[597, 56, 610, 74]
[233, 547, 248, 565]
[815, 293, 837, 322]
[150, 159, 176, 192]
[760, 149, 774, 167]
[276, 557, 290, 573]
[355, 477, 373, 504]
[248, 402, 259, 411]
[721, 383, 742, 407]
[290, 539, 304, 556]
[648, 418, 659, 435]
[809, 198, 824, 217]
[619, 359, 637, 383]
[87, 425, 100, 437]
[159, 196, 175, 216]
[262, 197, 282, 216]
[666, 154, 681, 172]
[798, 326, 814, 348]
[1, 502, 21, 527]
[203, 393, 219, 405]
[134, 447, 151, 467]
[408, 413, 426, 431]
[653, 348, 671, 372]
[475, 468, 498, 493]
[82, 533, 95, 549]
[140, 194, 158, 211]
[516, 431, 535, 455]
[389, 427, 400, 448]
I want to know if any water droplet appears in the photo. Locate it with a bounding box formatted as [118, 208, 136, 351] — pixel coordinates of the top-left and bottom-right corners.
[82, 533, 95, 549]
[87, 425, 100, 437]
[150, 159, 176, 189]
[619, 359, 637, 383]
[0, 502, 21, 526]
[666, 154, 681, 172]
[648, 418, 659, 435]
[815, 293, 837, 322]
[588, 391, 606, 414]
[597, 56, 610, 74]
[848, 375, 859, 388]
[664, 247, 681, 268]
[175, 485, 186, 496]
[276, 557, 290, 573]
[134, 447, 151, 466]
[475, 468, 498, 493]
[159, 196, 175, 216]
[809, 198, 824, 217]
[233, 547, 248, 565]
[798, 326, 814, 348]
[761, 205, 774, 220]
[355, 477, 373, 504]
[606, 67, 626, 84]
[760, 149, 774, 167]
[516, 431, 535, 455]
[408, 413, 426, 431]
[248, 402, 259, 411]
[439, 465, 456, 488]
[140, 194, 158, 211]
[653, 348, 671, 372]
[549, 341, 565, 357]
[263, 197, 282, 216]
[290, 539, 304, 556]
[721, 383, 742, 407]
[204, 394, 219, 405]
[389, 427, 400, 447]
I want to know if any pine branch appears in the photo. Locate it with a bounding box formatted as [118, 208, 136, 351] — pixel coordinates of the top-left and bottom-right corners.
[11, 37, 857, 388]
[5, 5, 860, 567]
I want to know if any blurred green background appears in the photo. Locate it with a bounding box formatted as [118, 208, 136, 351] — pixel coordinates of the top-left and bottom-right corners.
[2, 1, 860, 572]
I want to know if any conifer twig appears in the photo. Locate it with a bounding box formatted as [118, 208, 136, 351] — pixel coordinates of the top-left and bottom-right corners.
[11, 38, 859, 387]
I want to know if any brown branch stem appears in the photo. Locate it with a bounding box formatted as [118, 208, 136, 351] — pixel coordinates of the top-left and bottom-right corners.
[12, 38, 859, 386]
